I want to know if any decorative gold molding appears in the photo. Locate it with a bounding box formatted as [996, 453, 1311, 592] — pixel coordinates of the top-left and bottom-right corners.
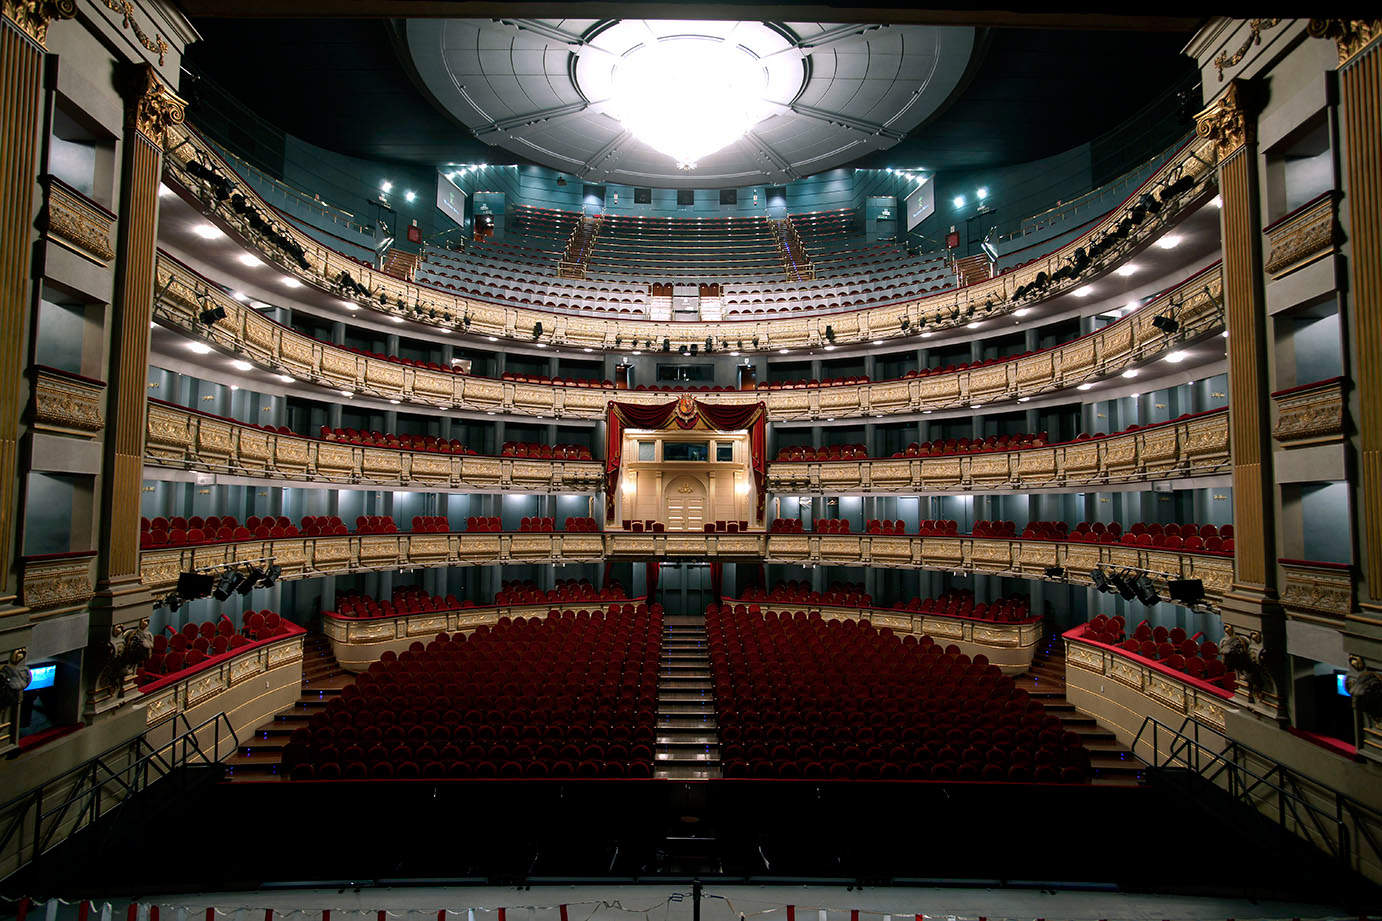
[123, 63, 185, 143]
[1307, 19, 1382, 67]
[1272, 378, 1346, 446]
[97, 0, 167, 65]
[1213, 19, 1282, 80]
[32, 368, 106, 435]
[1196, 80, 1255, 160]
[19, 554, 95, 612]
[43, 180, 115, 264]
[1, 0, 75, 46]
[1264, 193, 1339, 277]
[1279, 560, 1355, 620]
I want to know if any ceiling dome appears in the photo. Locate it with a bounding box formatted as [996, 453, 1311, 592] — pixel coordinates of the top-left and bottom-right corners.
[406, 19, 976, 188]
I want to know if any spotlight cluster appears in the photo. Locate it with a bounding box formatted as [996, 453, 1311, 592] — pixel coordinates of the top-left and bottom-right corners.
[157, 561, 282, 613]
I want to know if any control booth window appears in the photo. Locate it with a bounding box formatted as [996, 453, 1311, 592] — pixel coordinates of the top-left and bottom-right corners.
[664, 441, 710, 462]
[716, 443, 734, 462]
[637, 441, 656, 461]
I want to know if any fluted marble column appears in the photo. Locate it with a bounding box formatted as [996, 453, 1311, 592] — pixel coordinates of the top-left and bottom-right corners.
[1196, 80, 1285, 718]
[0, 2, 74, 617]
[87, 63, 185, 716]
[1311, 21, 1382, 614]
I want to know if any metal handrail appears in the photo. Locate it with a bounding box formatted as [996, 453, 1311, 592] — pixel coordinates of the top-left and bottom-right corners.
[1132, 715, 1382, 876]
[0, 711, 239, 880]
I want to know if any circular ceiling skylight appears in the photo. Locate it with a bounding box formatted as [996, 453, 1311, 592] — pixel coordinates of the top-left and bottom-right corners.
[407, 19, 977, 188]
[605, 35, 775, 170]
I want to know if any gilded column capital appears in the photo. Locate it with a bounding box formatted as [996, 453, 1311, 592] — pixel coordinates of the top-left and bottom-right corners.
[1307, 19, 1382, 67]
[121, 62, 186, 144]
[1195, 80, 1255, 161]
[2, 0, 76, 46]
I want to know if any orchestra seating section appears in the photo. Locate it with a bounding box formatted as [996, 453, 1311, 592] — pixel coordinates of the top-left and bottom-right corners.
[320, 427, 480, 456]
[418, 244, 651, 317]
[585, 214, 782, 278]
[326, 580, 630, 622]
[500, 442, 594, 460]
[729, 582, 1034, 624]
[282, 603, 662, 780]
[707, 604, 1090, 781]
[1079, 615, 1237, 691]
[138, 611, 292, 685]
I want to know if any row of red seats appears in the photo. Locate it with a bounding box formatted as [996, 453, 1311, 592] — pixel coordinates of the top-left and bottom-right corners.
[707, 607, 1088, 782]
[891, 433, 1050, 458]
[500, 442, 593, 460]
[283, 607, 662, 780]
[500, 372, 614, 389]
[971, 520, 1018, 538]
[775, 444, 868, 461]
[768, 519, 805, 533]
[866, 519, 906, 535]
[629, 384, 741, 392]
[138, 611, 291, 685]
[738, 580, 871, 608]
[493, 579, 629, 605]
[1081, 615, 1236, 692]
[355, 515, 398, 535]
[465, 516, 502, 532]
[1064, 521, 1235, 555]
[813, 518, 852, 533]
[621, 520, 666, 532]
[565, 517, 600, 531]
[889, 590, 1035, 624]
[411, 516, 449, 533]
[759, 376, 869, 390]
[318, 427, 479, 456]
[339, 343, 473, 376]
[703, 519, 751, 533]
[331, 587, 475, 620]
[519, 516, 554, 532]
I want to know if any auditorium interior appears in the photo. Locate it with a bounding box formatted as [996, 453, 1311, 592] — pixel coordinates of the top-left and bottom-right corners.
[2, 3, 1382, 919]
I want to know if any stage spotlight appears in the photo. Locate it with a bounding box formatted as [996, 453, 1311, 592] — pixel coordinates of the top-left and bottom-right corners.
[1091, 568, 1111, 594]
[238, 567, 262, 595]
[1133, 574, 1161, 606]
[1152, 314, 1180, 334]
[662, 338, 671, 352]
[825, 325, 835, 343]
[1109, 570, 1138, 601]
[533, 321, 543, 339]
[213, 568, 243, 600]
[705, 336, 714, 353]
[261, 564, 282, 587]
[1168, 578, 1205, 606]
[164, 592, 183, 613]
[199, 306, 227, 325]
[177, 571, 215, 599]
[1045, 566, 1065, 579]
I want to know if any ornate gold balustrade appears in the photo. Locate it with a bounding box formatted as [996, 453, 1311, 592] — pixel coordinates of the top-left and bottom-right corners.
[139, 531, 1236, 610]
[323, 598, 1037, 673]
[41, 176, 115, 266]
[1271, 376, 1347, 447]
[153, 252, 1225, 422]
[144, 399, 605, 491]
[769, 408, 1230, 493]
[140, 624, 304, 758]
[19, 551, 98, 614]
[161, 120, 1218, 351]
[1063, 624, 1236, 753]
[31, 367, 106, 437]
[1263, 191, 1341, 279]
[1278, 558, 1355, 625]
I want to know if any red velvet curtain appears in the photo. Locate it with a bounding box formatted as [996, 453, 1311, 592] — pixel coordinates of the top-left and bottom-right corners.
[646, 561, 660, 600]
[605, 400, 768, 522]
[709, 562, 723, 604]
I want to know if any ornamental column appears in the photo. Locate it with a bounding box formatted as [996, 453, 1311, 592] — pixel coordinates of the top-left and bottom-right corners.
[87, 63, 185, 717]
[1310, 21, 1382, 615]
[0, 2, 74, 617]
[1195, 80, 1286, 719]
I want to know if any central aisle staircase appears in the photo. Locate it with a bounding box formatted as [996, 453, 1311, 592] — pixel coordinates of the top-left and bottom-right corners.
[380, 247, 420, 281]
[223, 633, 350, 781]
[653, 613, 722, 779]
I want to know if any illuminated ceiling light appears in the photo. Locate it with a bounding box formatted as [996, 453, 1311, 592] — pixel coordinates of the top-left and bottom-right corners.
[1222, 331, 1229, 339]
[872, 340, 885, 346]
[953, 195, 966, 208]
[922, 410, 933, 415]
[1014, 308, 1031, 317]
[729, 350, 740, 357]
[1211, 194, 1222, 208]
[230, 360, 253, 371]
[1164, 350, 1188, 363]
[278, 374, 296, 384]
[607, 36, 775, 169]
[339, 389, 354, 398]
[1074, 286, 1093, 297]
[1077, 382, 1094, 391]
[390, 315, 404, 324]
[193, 223, 223, 240]
[381, 180, 393, 193]
[1116, 264, 1138, 277]
[281, 277, 301, 288]
[970, 403, 984, 409]
[341, 300, 358, 311]
[237, 253, 262, 267]
[231, 291, 248, 302]
[823, 344, 836, 351]
[404, 190, 417, 203]
[1017, 397, 1031, 403]
[1125, 300, 1141, 313]
[966, 321, 980, 330]
[1121, 368, 1139, 379]
[582, 347, 593, 353]
[251, 301, 272, 311]
[229, 384, 238, 391]
[537, 342, 548, 349]
[1156, 234, 1182, 249]
[186, 342, 212, 354]
[920, 331, 932, 338]
[976, 187, 988, 200]
[485, 410, 497, 415]
[388, 399, 401, 405]
[487, 336, 498, 342]
[632, 350, 642, 355]
[778, 348, 789, 354]
[158, 185, 173, 197]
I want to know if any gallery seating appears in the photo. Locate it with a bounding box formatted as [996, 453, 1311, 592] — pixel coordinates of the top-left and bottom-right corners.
[1079, 615, 1237, 691]
[137, 611, 293, 685]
